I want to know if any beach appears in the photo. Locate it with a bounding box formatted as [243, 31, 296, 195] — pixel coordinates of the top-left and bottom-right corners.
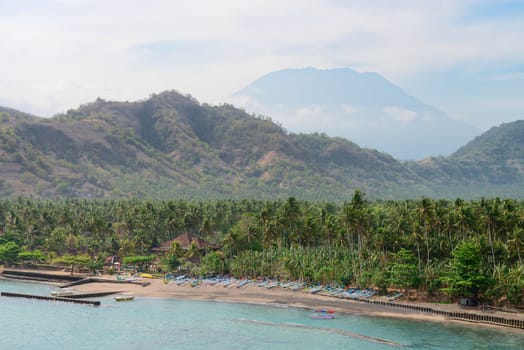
[1, 268, 523, 331]
[66, 275, 523, 329]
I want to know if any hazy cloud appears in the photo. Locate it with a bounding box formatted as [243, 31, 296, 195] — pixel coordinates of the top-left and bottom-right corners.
[0, 0, 522, 129]
[341, 104, 358, 115]
[383, 107, 418, 123]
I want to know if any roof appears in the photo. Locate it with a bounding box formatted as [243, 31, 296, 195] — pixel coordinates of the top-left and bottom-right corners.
[153, 232, 219, 252]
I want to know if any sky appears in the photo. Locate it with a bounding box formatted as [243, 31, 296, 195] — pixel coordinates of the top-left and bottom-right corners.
[0, 0, 523, 131]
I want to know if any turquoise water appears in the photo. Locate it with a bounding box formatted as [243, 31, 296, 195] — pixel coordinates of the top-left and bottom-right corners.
[0, 280, 523, 349]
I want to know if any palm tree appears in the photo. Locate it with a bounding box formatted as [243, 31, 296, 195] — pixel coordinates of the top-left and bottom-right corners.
[507, 227, 523, 265]
[186, 241, 199, 261]
[415, 197, 434, 269]
[222, 230, 242, 260]
[342, 191, 371, 278]
[169, 240, 185, 259]
[278, 197, 301, 248]
[479, 198, 501, 269]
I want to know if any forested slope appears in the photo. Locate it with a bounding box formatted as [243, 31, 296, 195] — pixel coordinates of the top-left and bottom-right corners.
[0, 91, 523, 199]
[0, 91, 427, 200]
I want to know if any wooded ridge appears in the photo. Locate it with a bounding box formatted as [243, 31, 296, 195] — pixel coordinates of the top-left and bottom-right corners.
[0, 90, 523, 200]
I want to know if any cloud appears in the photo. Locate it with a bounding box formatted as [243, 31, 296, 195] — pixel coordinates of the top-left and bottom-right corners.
[341, 104, 358, 115]
[0, 0, 522, 121]
[269, 104, 412, 132]
[128, 40, 228, 66]
[383, 107, 418, 123]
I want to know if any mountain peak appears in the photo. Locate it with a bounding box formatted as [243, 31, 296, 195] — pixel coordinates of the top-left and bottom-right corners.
[232, 67, 479, 160]
[235, 67, 426, 110]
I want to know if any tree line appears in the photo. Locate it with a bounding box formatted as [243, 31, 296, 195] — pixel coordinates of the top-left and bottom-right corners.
[0, 193, 522, 306]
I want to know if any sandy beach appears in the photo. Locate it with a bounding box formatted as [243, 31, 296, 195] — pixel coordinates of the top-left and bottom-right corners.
[1, 267, 522, 331]
[64, 276, 523, 330]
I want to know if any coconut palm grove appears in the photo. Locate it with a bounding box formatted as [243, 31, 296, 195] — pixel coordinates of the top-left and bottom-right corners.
[0, 192, 522, 307]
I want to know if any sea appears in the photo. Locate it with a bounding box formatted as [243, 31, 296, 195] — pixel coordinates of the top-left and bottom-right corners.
[0, 279, 523, 349]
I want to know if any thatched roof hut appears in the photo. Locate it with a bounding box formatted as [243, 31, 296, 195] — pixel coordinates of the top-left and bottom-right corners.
[152, 232, 219, 253]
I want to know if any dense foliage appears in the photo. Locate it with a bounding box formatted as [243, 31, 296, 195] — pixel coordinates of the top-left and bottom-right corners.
[0, 194, 522, 306]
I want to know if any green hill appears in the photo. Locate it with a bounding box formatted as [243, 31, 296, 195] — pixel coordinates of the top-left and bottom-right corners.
[0, 91, 523, 200]
[0, 91, 428, 200]
[406, 120, 524, 197]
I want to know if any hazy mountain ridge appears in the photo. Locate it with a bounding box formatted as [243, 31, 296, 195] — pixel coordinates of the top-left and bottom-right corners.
[0, 91, 423, 199]
[408, 121, 524, 185]
[235, 67, 438, 112]
[0, 91, 522, 200]
[232, 67, 480, 160]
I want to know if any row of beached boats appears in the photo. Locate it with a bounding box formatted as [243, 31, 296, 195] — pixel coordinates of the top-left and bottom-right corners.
[167, 275, 319, 292]
[169, 275, 339, 320]
[326, 287, 378, 300]
[164, 275, 378, 300]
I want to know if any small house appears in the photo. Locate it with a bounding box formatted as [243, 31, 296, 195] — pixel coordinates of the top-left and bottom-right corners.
[153, 232, 219, 254]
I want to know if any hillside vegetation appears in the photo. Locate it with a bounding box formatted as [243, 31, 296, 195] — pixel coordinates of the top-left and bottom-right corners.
[0, 91, 523, 200]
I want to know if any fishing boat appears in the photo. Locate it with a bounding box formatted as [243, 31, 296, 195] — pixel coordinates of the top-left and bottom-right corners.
[190, 279, 202, 287]
[265, 282, 279, 289]
[289, 283, 303, 291]
[308, 286, 323, 294]
[220, 280, 232, 287]
[114, 294, 135, 302]
[236, 279, 249, 288]
[310, 309, 335, 319]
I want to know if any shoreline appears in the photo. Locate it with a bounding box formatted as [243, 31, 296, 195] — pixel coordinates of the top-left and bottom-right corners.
[72, 278, 450, 322]
[1, 270, 523, 332]
[63, 276, 524, 331]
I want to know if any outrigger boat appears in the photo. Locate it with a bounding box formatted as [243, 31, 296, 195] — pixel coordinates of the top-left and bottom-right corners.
[114, 294, 135, 302]
[308, 286, 323, 294]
